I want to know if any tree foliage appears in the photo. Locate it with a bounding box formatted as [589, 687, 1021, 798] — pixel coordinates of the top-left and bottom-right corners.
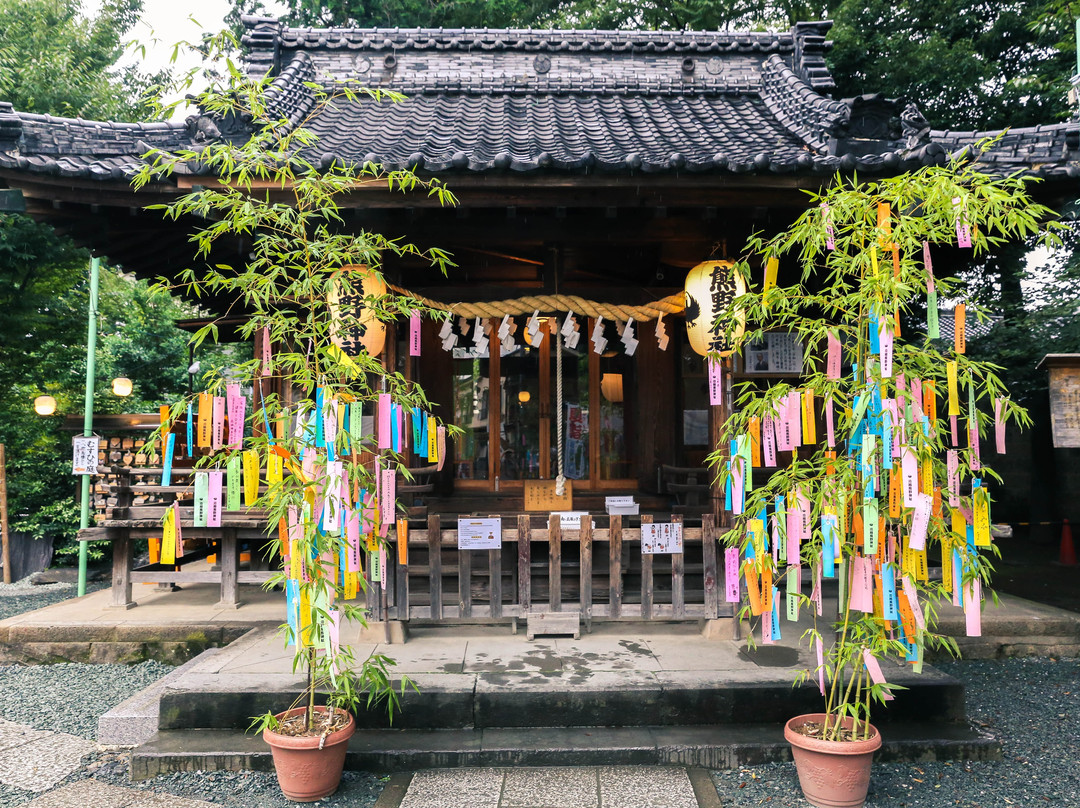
[0, 0, 165, 121]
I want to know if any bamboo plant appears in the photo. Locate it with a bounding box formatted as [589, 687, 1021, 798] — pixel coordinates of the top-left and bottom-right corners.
[133, 51, 459, 736]
[710, 150, 1062, 742]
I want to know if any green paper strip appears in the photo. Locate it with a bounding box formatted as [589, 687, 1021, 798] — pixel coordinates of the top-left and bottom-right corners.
[927, 290, 940, 339]
[226, 455, 241, 511]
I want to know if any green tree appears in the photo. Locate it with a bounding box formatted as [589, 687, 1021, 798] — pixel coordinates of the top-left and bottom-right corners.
[0, 0, 165, 121]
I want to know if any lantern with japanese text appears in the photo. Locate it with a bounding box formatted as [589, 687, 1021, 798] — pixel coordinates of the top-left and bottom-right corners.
[329, 265, 387, 357]
[683, 260, 745, 357]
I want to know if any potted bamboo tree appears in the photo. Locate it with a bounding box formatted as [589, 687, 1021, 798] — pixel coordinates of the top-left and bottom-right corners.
[135, 44, 457, 802]
[710, 149, 1060, 808]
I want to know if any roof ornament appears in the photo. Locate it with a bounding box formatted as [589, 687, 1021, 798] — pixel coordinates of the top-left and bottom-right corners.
[184, 101, 255, 146]
[901, 103, 932, 150]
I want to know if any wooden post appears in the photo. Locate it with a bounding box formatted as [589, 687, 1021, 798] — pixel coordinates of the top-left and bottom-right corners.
[517, 514, 531, 612]
[671, 513, 685, 618]
[459, 548, 472, 618]
[548, 513, 562, 612]
[640, 513, 653, 619]
[702, 513, 720, 619]
[609, 514, 622, 617]
[0, 444, 9, 584]
[489, 543, 503, 618]
[428, 513, 442, 620]
[579, 514, 593, 630]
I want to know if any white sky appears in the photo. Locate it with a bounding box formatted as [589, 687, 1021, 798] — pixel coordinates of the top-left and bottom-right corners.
[84, 0, 287, 80]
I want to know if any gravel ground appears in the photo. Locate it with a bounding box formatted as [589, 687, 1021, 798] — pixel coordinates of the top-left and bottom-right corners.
[712, 656, 1080, 807]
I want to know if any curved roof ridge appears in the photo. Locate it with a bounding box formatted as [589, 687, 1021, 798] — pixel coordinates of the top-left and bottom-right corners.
[758, 54, 846, 153]
[239, 15, 799, 55]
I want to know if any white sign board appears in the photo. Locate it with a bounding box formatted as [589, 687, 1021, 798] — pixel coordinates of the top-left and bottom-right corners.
[457, 517, 502, 550]
[72, 436, 100, 476]
[552, 511, 593, 530]
[641, 522, 683, 555]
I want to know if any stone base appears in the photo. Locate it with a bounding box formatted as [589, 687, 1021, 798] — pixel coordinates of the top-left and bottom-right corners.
[355, 620, 409, 644]
[699, 618, 736, 641]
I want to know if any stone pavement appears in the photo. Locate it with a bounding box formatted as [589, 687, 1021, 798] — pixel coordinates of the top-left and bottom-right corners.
[393, 766, 720, 808]
[22, 779, 214, 807]
[0, 719, 95, 794]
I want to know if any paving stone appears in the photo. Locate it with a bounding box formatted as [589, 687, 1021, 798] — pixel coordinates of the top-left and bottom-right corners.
[21, 779, 216, 808]
[501, 767, 599, 808]
[0, 732, 97, 792]
[400, 767, 504, 808]
[598, 766, 699, 808]
[0, 719, 52, 752]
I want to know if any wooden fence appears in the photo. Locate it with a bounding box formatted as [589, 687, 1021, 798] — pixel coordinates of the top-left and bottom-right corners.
[366, 513, 733, 628]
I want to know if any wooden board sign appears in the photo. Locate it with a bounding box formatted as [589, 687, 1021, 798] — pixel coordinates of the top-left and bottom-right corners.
[1048, 365, 1080, 448]
[524, 480, 573, 512]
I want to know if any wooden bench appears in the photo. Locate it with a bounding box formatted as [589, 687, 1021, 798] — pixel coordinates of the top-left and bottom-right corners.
[79, 467, 276, 610]
[659, 465, 712, 514]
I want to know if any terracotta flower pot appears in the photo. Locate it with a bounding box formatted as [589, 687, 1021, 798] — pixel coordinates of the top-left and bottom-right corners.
[784, 713, 882, 808]
[263, 706, 356, 802]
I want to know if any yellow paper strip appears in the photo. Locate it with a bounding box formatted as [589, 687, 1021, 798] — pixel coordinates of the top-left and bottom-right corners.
[197, 392, 212, 448]
[763, 257, 779, 300]
[397, 519, 409, 566]
[243, 449, 260, 506]
[947, 361, 960, 416]
[749, 417, 762, 467]
[973, 488, 991, 546]
[161, 508, 176, 566]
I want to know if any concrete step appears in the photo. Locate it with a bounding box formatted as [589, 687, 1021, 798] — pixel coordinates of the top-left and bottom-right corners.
[130, 721, 1001, 780]
[156, 665, 967, 732]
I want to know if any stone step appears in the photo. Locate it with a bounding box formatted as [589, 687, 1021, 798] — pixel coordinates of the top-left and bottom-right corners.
[130, 721, 1001, 781]
[156, 666, 966, 732]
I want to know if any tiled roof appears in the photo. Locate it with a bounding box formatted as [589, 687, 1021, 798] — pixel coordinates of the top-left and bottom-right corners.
[1, 18, 1077, 183]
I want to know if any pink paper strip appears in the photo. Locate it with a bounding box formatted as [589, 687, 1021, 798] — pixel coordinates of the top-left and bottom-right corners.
[879, 324, 893, 378]
[207, 471, 223, 527]
[862, 648, 895, 700]
[380, 467, 396, 525]
[409, 312, 422, 356]
[345, 501, 361, 572]
[763, 415, 778, 466]
[909, 492, 931, 551]
[226, 384, 245, 449]
[994, 398, 1006, 455]
[970, 425, 981, 471]
[762, 609, 773, 644]
[950, 414, 959, 446]
[825, 398, 835, 448]
[708, 359, 723, 406]
[910, 378, 923, 421]
[259, 327, 272, 374]
[947, 450, 960, 507]
[724, 548, 741, 602]
[827, 333, 841, 379]
[814, 560, 823, 616]
[964, 579, 982, 637]
[212, 396, 226, 451]
[377, 393, 391, 450]
[901, 575, 926, 630]
[380, 548, 388, 590]
[901, 448, 918, 508]
[923, 242, 934, 293]
[787, 392, 802, 447]
[849, 556, 874, 613]
[436, 425, 447, 471]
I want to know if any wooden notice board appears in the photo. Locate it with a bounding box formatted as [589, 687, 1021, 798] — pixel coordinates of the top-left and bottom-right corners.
[524, 480, 573, 512]
[1049, 366, 1080, 448]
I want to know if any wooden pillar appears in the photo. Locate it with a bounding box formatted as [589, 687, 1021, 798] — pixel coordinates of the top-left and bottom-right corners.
[548, 513, 562, 612]
[517, 514, 531, 612]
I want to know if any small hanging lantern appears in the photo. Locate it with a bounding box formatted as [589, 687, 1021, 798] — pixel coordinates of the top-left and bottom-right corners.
[329, 265, 388, 358]
[112, 377, 133, 397]
[683, 260, 746, 357]
[600, 373, 624, 403]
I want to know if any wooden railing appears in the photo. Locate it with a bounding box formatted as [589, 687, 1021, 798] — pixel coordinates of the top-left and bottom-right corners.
[367, 513, 733, 628]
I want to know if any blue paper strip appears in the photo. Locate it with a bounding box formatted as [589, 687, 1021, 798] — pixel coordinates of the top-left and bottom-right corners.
[162, 433, 176, 487]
